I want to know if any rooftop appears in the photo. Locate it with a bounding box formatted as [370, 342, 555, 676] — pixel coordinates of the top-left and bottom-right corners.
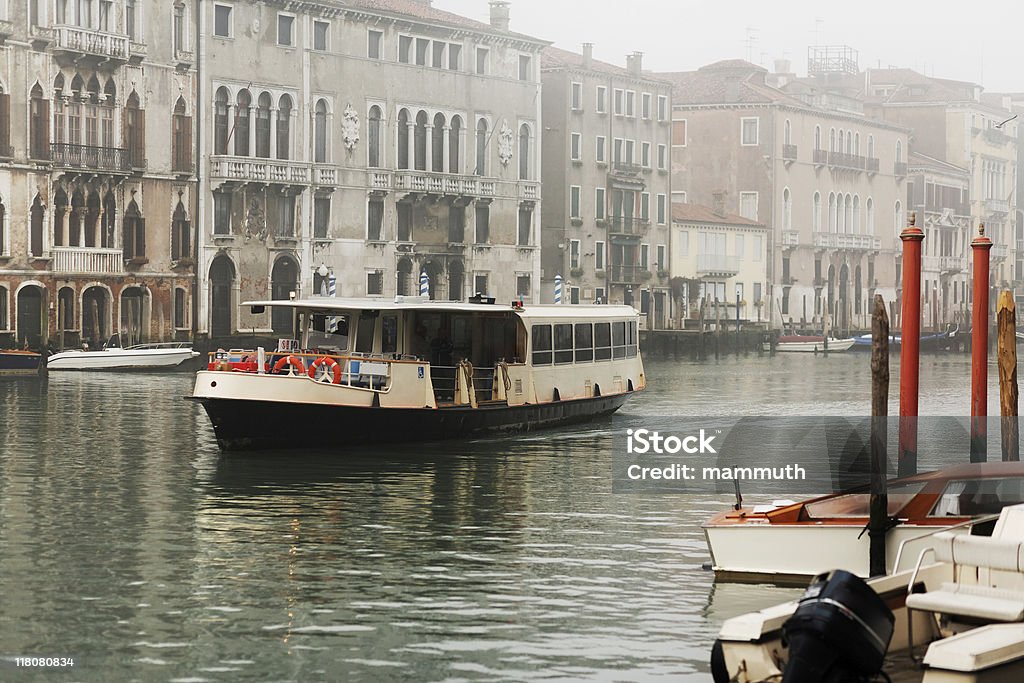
[671, 202, 764, 227]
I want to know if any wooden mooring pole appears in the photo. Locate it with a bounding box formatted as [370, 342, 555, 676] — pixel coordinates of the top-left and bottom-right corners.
[997, 291, 1019, 461]
[869, 295, 890, 577]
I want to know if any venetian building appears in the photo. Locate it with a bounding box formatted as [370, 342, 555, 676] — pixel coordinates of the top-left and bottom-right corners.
[0, 1, 197, 350]
[196, 0, 546, 340]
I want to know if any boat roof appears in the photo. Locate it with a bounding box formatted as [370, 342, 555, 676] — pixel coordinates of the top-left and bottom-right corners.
[895, 461, 1024, 483]
[243, 297, 640, 320]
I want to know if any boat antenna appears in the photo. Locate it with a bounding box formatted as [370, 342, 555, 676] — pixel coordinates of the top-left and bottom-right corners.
[733, 479, 743, 511]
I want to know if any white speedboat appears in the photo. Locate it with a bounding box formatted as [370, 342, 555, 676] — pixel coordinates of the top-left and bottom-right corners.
[48, 339, 199, 370]
[704, 462, 1024, 582]
[763, 335, 856, 352]
[711, 503, 1024, 683]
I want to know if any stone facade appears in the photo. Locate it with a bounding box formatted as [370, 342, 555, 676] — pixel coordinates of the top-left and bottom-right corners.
[196, 0, 546, 339]
[541, 45, 672, 325]
[0, 0, 197, 350]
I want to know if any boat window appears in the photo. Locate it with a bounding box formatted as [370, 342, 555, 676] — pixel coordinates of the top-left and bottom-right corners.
[612, 321, 626, 359]
[594, 322, 611, 361]
[382, 315, 398, 355]
[627, 320, 638, 357]
[575, 323, 593, 362]
[355, 314, 376, 354]
[804, 482, 926, 519]
[554, 324, 573, 364]
[929, 477, 1024, 517]
[531, 324, 552, 365]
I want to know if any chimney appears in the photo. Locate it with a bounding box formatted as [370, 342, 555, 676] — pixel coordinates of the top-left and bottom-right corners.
[626, 51, 643, 76]
[773, 58, 791, 75]
[712, 191, 726, 217]
[582, 43, 593, 69]
[489, 1, 510, 31]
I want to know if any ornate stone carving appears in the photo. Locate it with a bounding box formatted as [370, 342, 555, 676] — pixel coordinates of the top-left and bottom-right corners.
[498, 121, 514, 166]
[342, 105, 360, 151]
[244, 197, 267, 242]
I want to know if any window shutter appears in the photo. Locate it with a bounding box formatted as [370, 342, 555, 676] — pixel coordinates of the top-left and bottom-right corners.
[183, 116, 192, 171]
[138, 217, 146, 257]
[0, 94, 9, 154]
[135, 109, 146, 167]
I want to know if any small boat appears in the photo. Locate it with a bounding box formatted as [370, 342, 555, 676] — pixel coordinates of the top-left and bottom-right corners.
[189, 296, 646, 451]
[48, 335, 199, 370]
[703, 462, 1024, 583]
[0, 349, 42, 375]
[851, 324, 960, 351]
[710, 503, 1024, 683]
[763, 335, 855, 353]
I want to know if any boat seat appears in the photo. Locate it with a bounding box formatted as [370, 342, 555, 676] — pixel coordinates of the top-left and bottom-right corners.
[906, 531, 1024, 660]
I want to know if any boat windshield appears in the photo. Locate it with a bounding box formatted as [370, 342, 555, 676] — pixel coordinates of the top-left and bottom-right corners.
[929, 477, 1024, 517]
[803, 482, 926, 519]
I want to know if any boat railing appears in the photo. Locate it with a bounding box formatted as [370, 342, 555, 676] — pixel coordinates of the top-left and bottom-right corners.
[891, 511, 1004, 572]
[123, 342, 195, 350]
[431, 364, 458, 403]
[472, 366, 494, 403]
[209, 349, 413, 391]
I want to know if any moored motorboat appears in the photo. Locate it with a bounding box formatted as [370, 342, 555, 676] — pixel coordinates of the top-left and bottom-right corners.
[710, 503, 1024, 683]
[763, 335, 856, 353]
[190, 296, 646, 451]
[0, 349, 42, 375]
[704, 462, 1024, 582]
[48, 337, 199, 370]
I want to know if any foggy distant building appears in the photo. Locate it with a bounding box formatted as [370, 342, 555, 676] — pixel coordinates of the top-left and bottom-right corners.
[983, 91, 1024, 300]
[540, 45, 672, 325]
[663, 59, 908, 332]
[197, 0, 546, 340]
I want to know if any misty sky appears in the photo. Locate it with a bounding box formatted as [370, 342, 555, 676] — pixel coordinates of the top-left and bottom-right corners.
[436, 0, 1023, 93]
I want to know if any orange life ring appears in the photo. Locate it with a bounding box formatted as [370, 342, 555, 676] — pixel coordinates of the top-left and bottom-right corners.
[308, 356, 342, 384]
[272, 355, 306, 376]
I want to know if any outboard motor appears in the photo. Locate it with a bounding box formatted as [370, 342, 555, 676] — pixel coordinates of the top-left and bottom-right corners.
[781, 569, 894, 683]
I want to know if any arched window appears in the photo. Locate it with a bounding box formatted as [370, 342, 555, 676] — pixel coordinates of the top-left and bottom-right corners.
[271, 257, 298, 333]
[866, 197, 875, 234]
[70, 190, 84, 247]
[518, 124, 530, 180]
[828, 192, 837, 232]
[234, 89, 251, 156]
[475, 118, 487, 176]
[52, 75, 66, 145]
[837, 193, 845, 232]
[812, 191, 821, 232]
[172, 195, 190, 261]
[255, 92, 271, 158]
[895, 139, 902, 163]
[30, 194, 45, 256]
[313, 98, 327, 163]
[209, 255, 235, 337]
[783, 188, 792, 230]
[868, 135, 875, 159]
[844, 193, 853, 233]
[854, 132, 860, 156]
[173, 288, 187, 330]
[53, 189, 68, 247]
[102, 191, 116, 248]
[414, 110, 427, 171]
[449, 115, 462, 174]
[30, 83, 49, 160]
[829, 128, 836, 153]
[895, 200, 903, 231]
[172, 96, 191, 172]
[124, 90, 144, 168]
[784, 119, 792, 146]
[397, 108, 409, 169]
[84, 76, 100, 147]
[85, 191, 100, 247]
[276, 95, 291, 160]
[102, 78, 116, 147]
[814, 125, 821, 151]
[431, 112, 445, 172]
[214, 87, 229, 154]
[123, 199, 145, 260]
[845, 131, 852, 154]
[367, 105, 382, 168]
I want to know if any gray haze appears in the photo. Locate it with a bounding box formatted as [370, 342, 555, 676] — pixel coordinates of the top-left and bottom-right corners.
[438, 0, 1020, 91]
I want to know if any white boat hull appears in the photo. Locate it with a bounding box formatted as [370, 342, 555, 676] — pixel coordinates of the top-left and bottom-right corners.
[763, 338, 856, 353]
[48, 348, 199, 370]
[704, 522, 966, 581]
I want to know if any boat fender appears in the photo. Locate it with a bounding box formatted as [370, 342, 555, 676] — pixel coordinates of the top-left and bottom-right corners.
[272, 355, 306, 376]
[308, 356, 342, 384]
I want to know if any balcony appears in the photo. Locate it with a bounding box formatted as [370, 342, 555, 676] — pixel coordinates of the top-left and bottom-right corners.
[312, 165, 337, 186]
[0, 19, 13, 42]
[393, 170, 494, 197]
[368, 170, 392, 191]
[985, 198, 1009, 215]
[518, 181, 540, 201]
[52, 25, 130, 64]
[174, 48, 194, 70]
[696, 253, 739, 277]
[894, 162, 907, 176]
[781, 230, 800, 247]
[812, 232, 881, 251]
[865, 157, 880, 173]
[940, 255, 964, 273]
[985, 128, 1013, 146]
[812, 149, 828, 166]
[52, 247, 124, 275]
[782, 144, 798, 161]
[608, 264, 652, 285]
[828, 151, 865, 171]
[51, 143, 130, 173]
[993, 243, 1009, 261]
[607, 216, 649, 238]
[210, 155, 309, 184]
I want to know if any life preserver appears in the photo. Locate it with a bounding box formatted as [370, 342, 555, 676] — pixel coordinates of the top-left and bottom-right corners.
[308, 356, 342, 384]
[272, 355, 306, 376]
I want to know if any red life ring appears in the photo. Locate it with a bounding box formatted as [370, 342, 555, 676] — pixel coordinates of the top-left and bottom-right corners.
[272, 355, 306, 376]
[308, 356, 342, 384]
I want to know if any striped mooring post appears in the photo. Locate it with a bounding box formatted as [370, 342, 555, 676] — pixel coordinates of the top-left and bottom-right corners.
[554, 274, 562, 304]
[420, 270, 430, 298]
[327, 275, 338, 333]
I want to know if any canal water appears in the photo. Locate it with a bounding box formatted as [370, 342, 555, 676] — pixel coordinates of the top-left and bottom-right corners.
[0, 353, 1011, 681]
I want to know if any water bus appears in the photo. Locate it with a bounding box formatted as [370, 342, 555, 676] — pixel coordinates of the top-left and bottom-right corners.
[190, 296, 645, 450]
